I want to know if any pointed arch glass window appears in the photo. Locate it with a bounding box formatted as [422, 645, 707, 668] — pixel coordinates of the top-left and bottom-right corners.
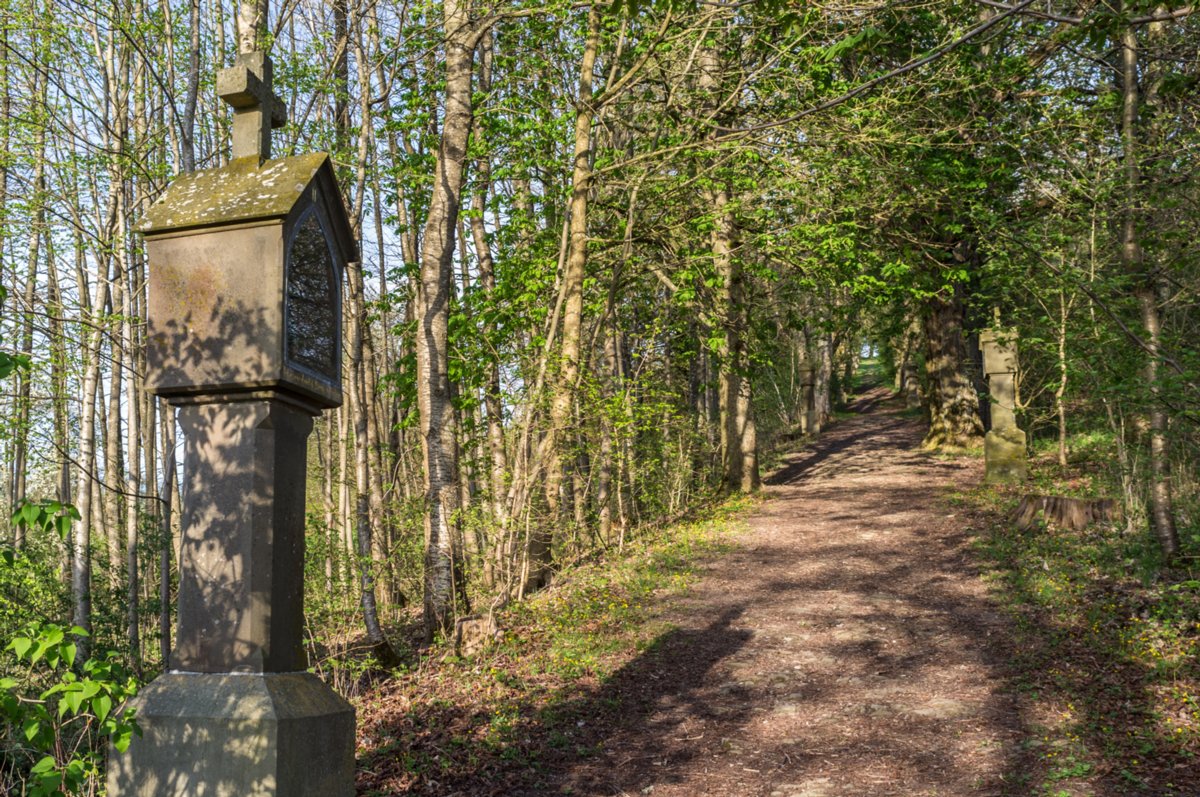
[285, 209, 339, 382]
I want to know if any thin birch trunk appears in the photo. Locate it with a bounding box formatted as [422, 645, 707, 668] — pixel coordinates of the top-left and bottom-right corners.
[74, 257, 109, 662]
[416, 0, 477, 638]
[1056, 290, 1069, 468]
[1119, 16, 1178, 558]
[342, 0, 395, 655]
[468, 28, 507, 586]
[531, 5, 600, 591]
[47, 244, 70, 509]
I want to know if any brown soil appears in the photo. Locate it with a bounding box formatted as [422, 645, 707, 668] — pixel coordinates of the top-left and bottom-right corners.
[551, 388, 1029, 796]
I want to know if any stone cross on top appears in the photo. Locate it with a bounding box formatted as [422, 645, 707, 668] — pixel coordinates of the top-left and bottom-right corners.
[218, 51, 287, 161]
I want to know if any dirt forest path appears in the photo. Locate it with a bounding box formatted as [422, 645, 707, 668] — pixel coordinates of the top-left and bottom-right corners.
[556, 387, 1029, 796]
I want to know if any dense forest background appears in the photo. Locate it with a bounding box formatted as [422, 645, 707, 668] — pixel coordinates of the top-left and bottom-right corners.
[0, 0, 1198, 791]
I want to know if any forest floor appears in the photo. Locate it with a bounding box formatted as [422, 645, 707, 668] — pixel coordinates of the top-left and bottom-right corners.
[355, 387, 1199, 796]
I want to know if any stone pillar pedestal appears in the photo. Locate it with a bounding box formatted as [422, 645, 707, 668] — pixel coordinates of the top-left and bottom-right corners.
[981, 330, 1027, 484]
[109, 397, 354, 796]
[799, 365, 818, 435]
[900, 363, 921, 409]
[107, 673, 354, 797]
[985, 426, 1028, 484]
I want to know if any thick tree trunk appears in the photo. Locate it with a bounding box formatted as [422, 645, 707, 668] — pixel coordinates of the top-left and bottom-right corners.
[921, 291, 983, 449]
[698, 26, 757, 494]
[236, 0, 268, 54]
[840, 341, 857, 401]
[814, 333, 833, 431]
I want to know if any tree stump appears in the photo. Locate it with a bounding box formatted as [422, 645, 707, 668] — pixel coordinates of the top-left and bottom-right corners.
[1013, 494, 1121, 531]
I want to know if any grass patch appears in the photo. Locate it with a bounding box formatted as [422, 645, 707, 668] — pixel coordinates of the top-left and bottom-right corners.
[354, 496, 750, 794]
[953, 452, 1200, 795]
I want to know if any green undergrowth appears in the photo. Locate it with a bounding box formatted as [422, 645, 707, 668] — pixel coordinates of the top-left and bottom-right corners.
[503, 498, 747, 681]
[354, 496, 751, 794]
[950, 454, 1200, 796]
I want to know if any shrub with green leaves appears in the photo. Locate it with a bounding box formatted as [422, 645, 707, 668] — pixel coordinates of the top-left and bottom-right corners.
[0, 622, 140, 796]
[2, 502, 140, 796]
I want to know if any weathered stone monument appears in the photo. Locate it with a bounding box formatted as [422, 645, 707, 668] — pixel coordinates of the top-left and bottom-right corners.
[981, 328, 1027, 484]
[799, 364, 819, 435]
[899, 362, 922, 409]
[108, 50, 358, 797]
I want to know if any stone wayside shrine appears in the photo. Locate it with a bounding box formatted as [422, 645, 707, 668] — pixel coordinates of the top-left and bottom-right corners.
[799, 364, 819, 436]
[108, 50, 358, 797]
[981, 328, 1028, 484]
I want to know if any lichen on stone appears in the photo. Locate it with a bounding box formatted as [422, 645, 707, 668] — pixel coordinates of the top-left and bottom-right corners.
[138, 152, 329, 233]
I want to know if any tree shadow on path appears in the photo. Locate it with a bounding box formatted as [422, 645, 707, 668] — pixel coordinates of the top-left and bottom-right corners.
[359, 389, 1190, 796]
[355, 609, 755, 796]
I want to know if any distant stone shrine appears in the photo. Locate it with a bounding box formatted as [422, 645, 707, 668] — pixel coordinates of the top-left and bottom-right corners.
[109, 51, 358, 797]
[981, 328, 1027, 484]
[799, 364, 819, 435]
[899, 362, 921, 409]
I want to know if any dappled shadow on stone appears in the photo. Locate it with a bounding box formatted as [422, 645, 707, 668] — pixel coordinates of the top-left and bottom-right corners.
[110, 298, 353, 796]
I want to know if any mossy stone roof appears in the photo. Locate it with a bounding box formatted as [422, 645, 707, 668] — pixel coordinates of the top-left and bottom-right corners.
[138, 153, 330, 233]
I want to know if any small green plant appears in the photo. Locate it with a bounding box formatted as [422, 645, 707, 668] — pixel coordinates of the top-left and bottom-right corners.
[2, 500, 141, 796]
[1, 622, 140, 796]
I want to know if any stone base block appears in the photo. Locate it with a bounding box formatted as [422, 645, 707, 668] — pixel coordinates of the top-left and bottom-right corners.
[107, 672, 354, 797]
[985, 428, 1028, 484]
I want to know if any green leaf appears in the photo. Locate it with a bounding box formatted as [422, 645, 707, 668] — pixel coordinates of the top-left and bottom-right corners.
[9, 635, 32, 659]
[30, 755, 57, 775]
[93, 693, 112, 723]
[113, 726, 135, 753]
[63, 688, 85, 716]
